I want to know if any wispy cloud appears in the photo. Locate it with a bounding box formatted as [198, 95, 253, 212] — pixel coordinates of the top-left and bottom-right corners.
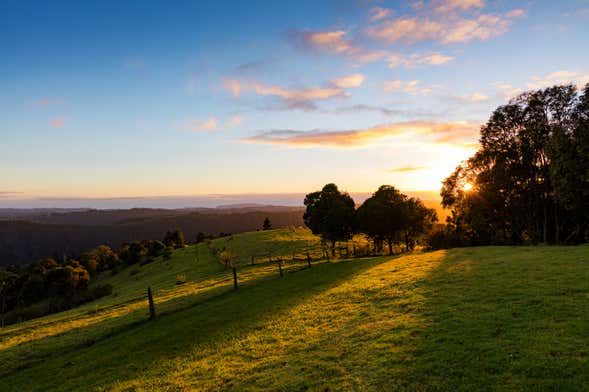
[287, 29, 387, 63]
[369, 6, 393, 22]
[454, 92, 489, 102]
[365, 14, 514, 44]
[382, 80, 441, 95]
[506, 9, 526, 18]
[364, 0, 521, 46]
[386, 165, 426, 173]
[288, 26, 454, 68]
[329, 73, 365, 88]
[243, 121, 479, 148]
[49, 117, 64, 128]
[222, 77, 348, 111]
[225, 114, 245, 128]
[434, 0, 485, 14]
[494, 82, 522, 100]
[333, 104, 447, 119]
[179, 117, 218, 132]
[387, 52, 454, 68]
[527, 70, 589, 90]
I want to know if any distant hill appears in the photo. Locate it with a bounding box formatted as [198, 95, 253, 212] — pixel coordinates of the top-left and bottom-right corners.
[0, 207, 305, 266]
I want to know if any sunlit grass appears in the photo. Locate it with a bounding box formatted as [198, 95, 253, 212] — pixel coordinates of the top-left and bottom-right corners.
[1, 236, 588, 390]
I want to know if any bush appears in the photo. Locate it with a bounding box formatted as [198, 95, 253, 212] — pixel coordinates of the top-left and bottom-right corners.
[175, 274, 187, 285]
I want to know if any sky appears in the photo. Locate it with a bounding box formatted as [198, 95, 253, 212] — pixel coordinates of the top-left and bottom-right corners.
[1, 0, 589, 208]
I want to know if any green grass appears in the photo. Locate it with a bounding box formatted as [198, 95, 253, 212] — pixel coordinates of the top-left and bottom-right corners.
[1, 229, 588, 391]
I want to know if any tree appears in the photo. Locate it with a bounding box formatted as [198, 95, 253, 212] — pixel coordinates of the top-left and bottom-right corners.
[357, 186, 437, 253]
[164, 229, 185, 249]
[357, 185, 406, 254]
[442, 84, 589, 245]
[304, 183, 355, 256]
[401, 197, 437, 251]
[262, 217, 272, 231]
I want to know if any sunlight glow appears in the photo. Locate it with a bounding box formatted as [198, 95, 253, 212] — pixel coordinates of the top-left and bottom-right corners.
[463, 182, 473, 192]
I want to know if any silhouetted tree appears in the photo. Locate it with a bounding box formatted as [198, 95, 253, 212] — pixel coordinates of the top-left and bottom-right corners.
[442, 84, 589, 245]
[164, 229, 185, 249]
[262, 217, 272, 231]
[357, 186, 406, 254]
[304, 183, 355, 256]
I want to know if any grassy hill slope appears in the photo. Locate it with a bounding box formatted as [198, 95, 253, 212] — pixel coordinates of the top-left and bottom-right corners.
[1, 230, 588, 390]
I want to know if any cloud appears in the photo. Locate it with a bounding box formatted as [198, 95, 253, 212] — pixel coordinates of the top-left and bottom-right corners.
[225, 114, 245, 128]
[49, 117, 64, 128]
[369, 7, 393, 21]
[387, 52, 454, 68]
[364, 10, 518, 45]
[334, 104, 446, 118]
[434, 0, 485, 13]
[494, 82, 522, 100]
[527, 70, 589, 90]
[382, 80, 441, 95]
[386, 165, 426, 173]
[234, 59, 272, 74]
[383, 80, 421, 94]
[288, 30, 355, 55]
[329, 73, 365, 88]
[287, 29, 387, 63]
[181, 117, 218, 132]
[223, 78, 244, 97]
[455, 92, 489, 102]
[222, 77, 347, 110]
[506, 9, 526, 18]
[242, 121, 479, 148]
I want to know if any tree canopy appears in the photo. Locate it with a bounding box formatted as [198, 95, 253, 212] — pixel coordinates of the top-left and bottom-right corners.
[441, 84, 589, 245]
[304, 183, 356, 254]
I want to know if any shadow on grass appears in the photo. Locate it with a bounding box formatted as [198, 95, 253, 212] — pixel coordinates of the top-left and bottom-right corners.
[1, 255, 392, 391]
[399, 246, 589, 390]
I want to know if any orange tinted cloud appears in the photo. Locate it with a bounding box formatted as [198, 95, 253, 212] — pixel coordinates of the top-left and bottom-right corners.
[386, 165, 426, 173]
[365, 14, 511, 44]
[49, 117, 64, 128]
[243, 121, 479, 148]
[369, 7, 393, 22]
[329, 73, 365, 88]
[387, 52, 454, 68]
[222, 78, 348, 110]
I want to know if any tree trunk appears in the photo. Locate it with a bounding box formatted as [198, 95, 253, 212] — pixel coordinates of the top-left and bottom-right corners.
[543, 199, 548, 244]
[387, 239, 393, 255]
[554, 203, 560, 244]
[331, 240, 336, 257]
[405, 234, 410, 252]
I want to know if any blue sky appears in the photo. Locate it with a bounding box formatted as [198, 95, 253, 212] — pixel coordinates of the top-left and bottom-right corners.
[1, 0, 588, 207]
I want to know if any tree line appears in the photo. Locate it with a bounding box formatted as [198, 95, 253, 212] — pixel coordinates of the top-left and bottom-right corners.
[435, 84, 589, 247]
[304, 184, 437, 255]
[0, 229, 186, 326]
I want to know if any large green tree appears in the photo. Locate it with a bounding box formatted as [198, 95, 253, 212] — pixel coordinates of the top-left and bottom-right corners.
[304, 183, 355, 255]
[442, 84, 589, 245]
[356, 185, 406, 254]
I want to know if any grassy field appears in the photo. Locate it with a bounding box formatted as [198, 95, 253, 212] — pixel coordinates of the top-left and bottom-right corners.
[1, 228, 588, 390]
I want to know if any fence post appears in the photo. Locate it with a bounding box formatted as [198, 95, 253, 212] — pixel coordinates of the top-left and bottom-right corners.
[147, 287, 156, 320]
[307, 252, 311, 269]
[232, 266, 238, 290]
[278, 259, 283, 277]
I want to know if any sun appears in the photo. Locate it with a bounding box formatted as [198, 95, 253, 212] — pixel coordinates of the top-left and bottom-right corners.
[463, 182, 473, 191]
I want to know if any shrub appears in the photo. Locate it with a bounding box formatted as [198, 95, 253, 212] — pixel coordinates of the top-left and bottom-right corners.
[175, 274, 187, 285]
